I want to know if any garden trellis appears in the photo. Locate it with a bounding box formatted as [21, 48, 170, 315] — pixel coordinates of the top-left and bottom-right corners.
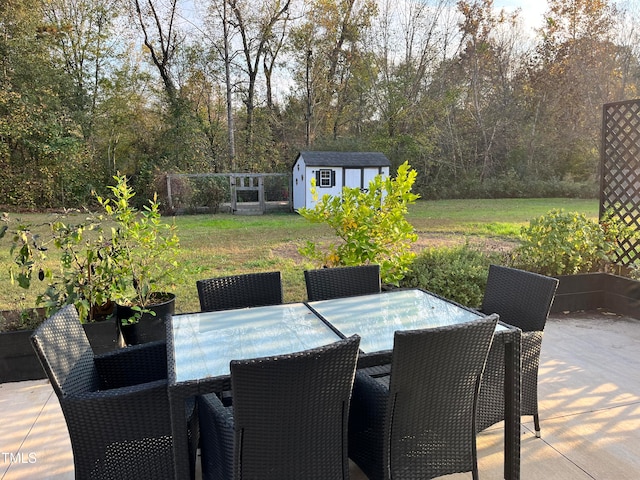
[601, 99, 640, 265]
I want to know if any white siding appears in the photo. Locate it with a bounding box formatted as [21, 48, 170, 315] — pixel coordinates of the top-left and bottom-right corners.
[292, 158, 307, 210]
[292, 154, 391, 212]
[363, 167, 388, 189]
[307, 167, 342, 208]
[344, 169, 362, 189]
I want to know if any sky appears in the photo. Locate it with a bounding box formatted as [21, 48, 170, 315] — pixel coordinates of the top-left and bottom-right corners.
[493, 0, 548, 33]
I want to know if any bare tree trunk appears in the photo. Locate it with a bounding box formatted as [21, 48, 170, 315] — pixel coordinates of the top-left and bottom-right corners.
[133, 0, 178, 106]
[306, 49, 313, 147]
[228, 0, 290, 151]
[223, 0, 236, 170]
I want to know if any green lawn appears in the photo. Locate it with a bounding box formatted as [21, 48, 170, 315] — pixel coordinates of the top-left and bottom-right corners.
[1, 198, 599, 315]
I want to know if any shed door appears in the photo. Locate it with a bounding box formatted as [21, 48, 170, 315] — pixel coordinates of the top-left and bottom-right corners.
[344, 169, 362, 189]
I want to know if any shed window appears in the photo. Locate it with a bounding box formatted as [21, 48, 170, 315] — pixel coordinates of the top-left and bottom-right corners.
[316, 169, 336, 188]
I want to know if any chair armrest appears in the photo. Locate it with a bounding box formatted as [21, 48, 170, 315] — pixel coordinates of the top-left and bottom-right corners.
[198, 393, 235, 480]
[198, 393, 234, 430]
[349, 371, 389, 435]
[62, 379, 173, 450]
[68, 378, 168, 403]
[95, 340, 167, 389]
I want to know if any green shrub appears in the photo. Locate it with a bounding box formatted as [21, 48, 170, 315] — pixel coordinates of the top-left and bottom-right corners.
[510, 209, 636, 276]
[400, 243, 502, 308]
[299, 161, 420, 285]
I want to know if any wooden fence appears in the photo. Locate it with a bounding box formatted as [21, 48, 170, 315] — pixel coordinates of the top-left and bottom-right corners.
[165, 173, 291, 215]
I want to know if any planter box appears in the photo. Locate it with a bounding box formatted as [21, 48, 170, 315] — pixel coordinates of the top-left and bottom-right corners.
[1, 294, 176, 384]
[552, 273, 640, 320]
[0, 320, 120, 384]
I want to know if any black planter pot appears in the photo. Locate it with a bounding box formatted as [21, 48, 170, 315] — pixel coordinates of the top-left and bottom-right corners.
[116, 293, 175, 346]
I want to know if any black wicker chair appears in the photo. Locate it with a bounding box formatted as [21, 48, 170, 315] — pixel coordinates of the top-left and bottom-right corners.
[477, 264, 559, 437]
[196, 271, 283, 312]
[30, 305, 199, 480]
[197, 335, 361, 480]
[304, 265, 381, 301]
[348, 316, 498, 480]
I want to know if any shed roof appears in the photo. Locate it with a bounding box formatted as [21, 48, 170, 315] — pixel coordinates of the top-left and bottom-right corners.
[296, 151, 391, 167]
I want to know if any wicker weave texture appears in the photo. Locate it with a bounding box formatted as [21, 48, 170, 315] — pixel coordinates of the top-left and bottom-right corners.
[196, 271, 283, 312]
[198, 335, 361, 480]
[348, 316, 498, 480]
[30, 305, 198, 480]
[478, 265, 557, 436]
[482, 265, 558, 333]
[304, 265, 381, 301]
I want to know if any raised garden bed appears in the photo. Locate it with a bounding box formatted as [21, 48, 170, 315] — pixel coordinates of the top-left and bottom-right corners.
[552, 273, 640, 319]
[2, 273, 638, 384]
[0, 319, 120, 383]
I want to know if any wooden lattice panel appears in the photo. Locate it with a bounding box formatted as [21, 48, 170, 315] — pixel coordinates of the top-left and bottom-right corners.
[601, 100, 640, 265]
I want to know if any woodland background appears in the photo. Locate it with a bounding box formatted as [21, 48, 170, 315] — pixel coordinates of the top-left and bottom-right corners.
[2, 0, 639, 208]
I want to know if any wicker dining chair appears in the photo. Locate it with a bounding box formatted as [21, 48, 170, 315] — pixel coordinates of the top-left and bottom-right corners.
[348, 315, 498, 480]
[30, 305, 199, 480]
[197, 335, 361, 480]
[196, 271, 283, 312]
[304, 264, 381, 301]
[477, 264, 559, 437]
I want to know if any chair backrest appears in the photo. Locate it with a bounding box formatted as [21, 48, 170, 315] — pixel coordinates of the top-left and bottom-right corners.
[304, 265, 381, 301]
[385, 315, 498, 479]
[230, 335, 361, 480]
[196, 271, 283, 312]
[482, 264, 559, 332]
[30, 305, 100, 398]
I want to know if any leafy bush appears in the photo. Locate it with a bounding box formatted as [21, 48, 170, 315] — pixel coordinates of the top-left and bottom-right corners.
[2, 175, 181, 324]
[298, 161, 419, 285]
[417, 174, 598, 200]
[2, 210, 117, 323]
[400, 243, 502, 308]
[510, 209, 637, 276]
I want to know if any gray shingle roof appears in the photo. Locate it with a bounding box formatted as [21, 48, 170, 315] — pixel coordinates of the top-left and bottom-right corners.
[296, 151, 391, 167]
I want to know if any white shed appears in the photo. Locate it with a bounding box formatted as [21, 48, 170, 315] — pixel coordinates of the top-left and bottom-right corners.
[292, 151, 391, 210]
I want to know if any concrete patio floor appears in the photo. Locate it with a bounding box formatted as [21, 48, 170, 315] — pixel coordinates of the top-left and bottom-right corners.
[1, 311, 639, 479]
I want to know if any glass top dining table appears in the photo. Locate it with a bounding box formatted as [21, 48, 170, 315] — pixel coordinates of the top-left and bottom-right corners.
[170, 302, 343, 384]
[166, 288, 520, 480]
[307, 288, 507, 354]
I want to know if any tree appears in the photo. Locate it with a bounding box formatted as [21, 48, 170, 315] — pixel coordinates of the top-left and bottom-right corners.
[131, 0, 182, 105]
[289, 0, 378, 145]
[0, 0, 93, 207]
[299, 161, 419, 284]
[42, 0, 122, 140]
[525, 0, 622, 180]
[228, 0, 292, 152]
[452, 0, 522, 180]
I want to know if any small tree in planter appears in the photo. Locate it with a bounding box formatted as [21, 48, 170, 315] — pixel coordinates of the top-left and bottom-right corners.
[96, 175, 180, 344]
[1, 175, 180, 332]
[99, 176, 178, 312]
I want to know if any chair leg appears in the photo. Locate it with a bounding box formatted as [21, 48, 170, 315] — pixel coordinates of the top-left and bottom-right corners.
[534, 413, 541, 438]
[472, 464, 479, 480]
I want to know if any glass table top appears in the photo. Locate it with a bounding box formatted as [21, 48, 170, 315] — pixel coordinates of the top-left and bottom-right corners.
[170, 303, 341, 383]
[308, 289, 503, 353]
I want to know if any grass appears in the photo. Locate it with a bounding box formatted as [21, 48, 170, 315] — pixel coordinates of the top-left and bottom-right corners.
[1, 198, 599, 317]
